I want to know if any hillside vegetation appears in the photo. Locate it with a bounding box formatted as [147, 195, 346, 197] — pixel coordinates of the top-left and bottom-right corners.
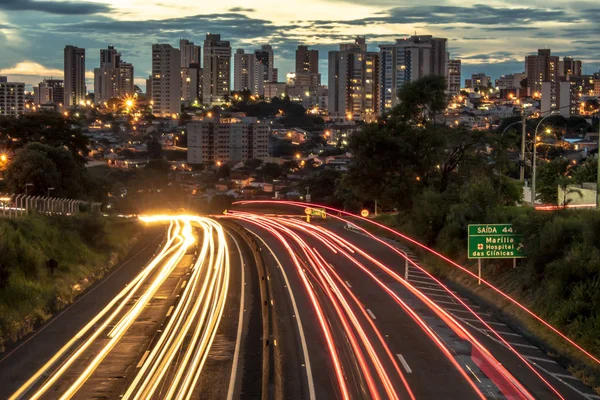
[0, 214, 142, 352]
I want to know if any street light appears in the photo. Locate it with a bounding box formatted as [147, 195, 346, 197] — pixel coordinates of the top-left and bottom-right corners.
[48, 187, 55, 197]
[531, 113, 558, 205]
[25, 183, 33, 195]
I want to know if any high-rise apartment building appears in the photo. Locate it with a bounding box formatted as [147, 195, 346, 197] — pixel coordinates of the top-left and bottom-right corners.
[181, 63, 200, 103]
[234, 49, 254, 92]
[203, 34, 231, 104]
[465, 73, 491, 91]
[34, 79, 64, 105]
[255, 44, 276, 84]
[295, 45, 320, 86]
[94, 46, 134, 104]
[100, 46, 120, 67]
[152, 44, 181, 117]
[559, 57, 582, 80]
[542, 80, 575, 117]
[187, 118, 270, 164]
[378, 35, 448, 114]
[495, 73, 524, 90]
[0, 77, 25, 116]
[64, 45, 86, 107]
[180, 39, 200, 68]
[119, 62, 134, 97]
[525, 49, 559, 93]
[296, 45, 319, 74]
[179, 39, 201, 104]
[447, 59, 461, 96]
[328, 37, 379, 121]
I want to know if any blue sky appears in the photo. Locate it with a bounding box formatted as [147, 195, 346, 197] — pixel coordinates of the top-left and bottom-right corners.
[0, 0, 599, 91]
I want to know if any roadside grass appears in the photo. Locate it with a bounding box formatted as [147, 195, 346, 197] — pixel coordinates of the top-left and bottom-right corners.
[0, 214, 142, 352]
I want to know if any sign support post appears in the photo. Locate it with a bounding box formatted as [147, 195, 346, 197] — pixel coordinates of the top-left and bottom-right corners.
[478, 259, 482, 285]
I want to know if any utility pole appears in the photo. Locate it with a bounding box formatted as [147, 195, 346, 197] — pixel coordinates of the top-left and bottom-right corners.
[597, 112, 600, 208]
[531, 135, 537, 206]
[520, 112, 526, 182]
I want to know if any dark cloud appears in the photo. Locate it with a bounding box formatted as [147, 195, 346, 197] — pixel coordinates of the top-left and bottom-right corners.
[309, 4, 579, 28]
[228, 7, 255, 12]
[458, 51, 516, 61]
[483, 26, 539, 31]
[0, 0, 110, 15]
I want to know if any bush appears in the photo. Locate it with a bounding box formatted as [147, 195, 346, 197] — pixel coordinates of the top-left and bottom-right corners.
[0, 214, 142, 351]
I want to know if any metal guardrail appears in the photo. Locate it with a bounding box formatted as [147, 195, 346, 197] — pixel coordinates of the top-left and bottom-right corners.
[0, 193, 101, 218]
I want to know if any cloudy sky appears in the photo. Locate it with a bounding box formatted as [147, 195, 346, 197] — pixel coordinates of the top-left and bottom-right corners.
[0, 0, 598, 91]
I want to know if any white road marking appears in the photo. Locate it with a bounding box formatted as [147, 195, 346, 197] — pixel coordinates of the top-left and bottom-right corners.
[506, 341, 538, 350]
[436, 300, 481, 309]
[345, 280, 352, 288]
[136, 350, 150, 368]
[448, 308, 491, 316]
[180, 280, 187, 289]
[413, 286, 457, 294]
[407, 278, 436, 285]
[226, 233, 246, 400]
[482, 329, 521, 337]
[396, 354, 412, 373]
[248, 230, 316, 400]
[525, 355, 558, 364]
[166, 306, 174, 317]
[366, 309, 377, 320]
[458, 317, 503, 326]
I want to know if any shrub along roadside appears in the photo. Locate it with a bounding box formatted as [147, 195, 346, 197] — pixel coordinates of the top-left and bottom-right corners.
[0, 214, 143, 352]
[369, 208, 600, 393]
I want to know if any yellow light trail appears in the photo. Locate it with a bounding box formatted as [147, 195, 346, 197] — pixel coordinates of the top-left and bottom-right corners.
[11, 215, 231, 400]
[11, 221, 183, 400]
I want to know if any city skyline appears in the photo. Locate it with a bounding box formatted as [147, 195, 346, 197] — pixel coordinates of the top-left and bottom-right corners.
[0, 1, 599, 90]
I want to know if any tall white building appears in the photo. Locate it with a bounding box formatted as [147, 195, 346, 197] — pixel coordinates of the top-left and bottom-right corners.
[328, 37, 379, 121]
[378, 35, 447, 114]
[0, 77, 25, 116]
[152, 44, 181, 117]
[187, 118, 270, 164]
[64, 45, 86, 107]
[203, 34, 231, 104]
[234, 49, 254, 92]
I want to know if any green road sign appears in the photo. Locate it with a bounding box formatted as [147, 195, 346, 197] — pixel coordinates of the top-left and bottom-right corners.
[468, 224, 526, 259]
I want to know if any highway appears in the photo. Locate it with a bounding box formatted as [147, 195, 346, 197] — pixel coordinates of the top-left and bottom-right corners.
[225, 203, 600, 400]
[1, 207, 599, 399]
[0, 216, 257, 400]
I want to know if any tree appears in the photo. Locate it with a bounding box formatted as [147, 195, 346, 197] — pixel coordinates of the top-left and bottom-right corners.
[217, 164, 231, 179]
[260, 163, 284, 181]
[5, 143, 100, 199]
[245, 158, 263, 170]
[573, 158, 597, 184]
[300, 169, 343, 204]
[0, 113, 89, 163]
[147, 138, 163, 160]
[390, 75, 448, 124]
[535, 158, 571, 204]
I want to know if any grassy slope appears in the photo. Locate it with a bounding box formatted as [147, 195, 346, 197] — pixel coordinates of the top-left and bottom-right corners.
[0, 214, 143, 352]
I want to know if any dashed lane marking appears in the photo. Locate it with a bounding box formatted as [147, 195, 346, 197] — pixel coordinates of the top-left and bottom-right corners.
[366, 309, 377, 320]
[396, 354, 412, 373]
